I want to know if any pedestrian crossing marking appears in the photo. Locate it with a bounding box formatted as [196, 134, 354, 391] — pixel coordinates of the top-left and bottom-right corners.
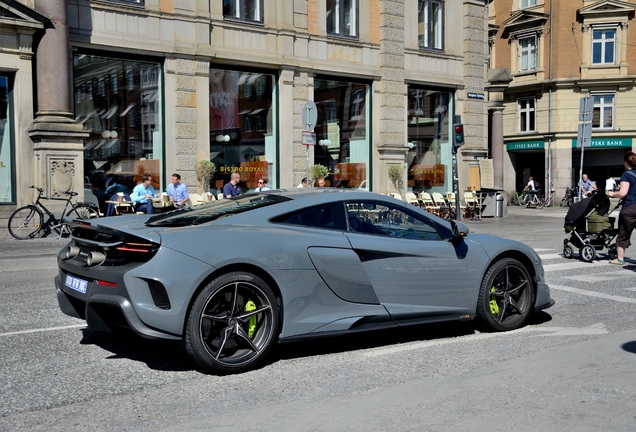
[550, 284, 636, 304]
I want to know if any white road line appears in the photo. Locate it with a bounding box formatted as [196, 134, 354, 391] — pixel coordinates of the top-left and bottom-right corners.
[362, 323, 607, 358]
[543, 260, 609, 272]
[0, 324, 86, 337]
[534, 248, 556, 252]
[550, 284, 636, 303]
[563, 274, 625, 283]
[538, 253, 563, 261]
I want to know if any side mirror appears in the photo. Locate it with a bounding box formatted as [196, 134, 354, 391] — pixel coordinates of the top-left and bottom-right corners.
[449, 220, 469, 244]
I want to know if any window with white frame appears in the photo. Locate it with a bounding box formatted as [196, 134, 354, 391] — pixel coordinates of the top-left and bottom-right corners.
[418, 0, 444, 50]
[327, 0, 358, 38]
[518, 35, 537, 71]
[592, 94, 614, 129]
[223, 0, 263, 23]
[520, 0, 537, 9]
[592, 27, 616, 65]
[518, 98, 536, 133]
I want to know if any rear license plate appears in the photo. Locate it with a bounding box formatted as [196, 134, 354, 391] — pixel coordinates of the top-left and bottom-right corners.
[65, 274, 88, 294]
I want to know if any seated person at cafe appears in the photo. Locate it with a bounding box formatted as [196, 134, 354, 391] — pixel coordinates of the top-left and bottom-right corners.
[167, 172, 189, 207]
[131, 174, 157, 214]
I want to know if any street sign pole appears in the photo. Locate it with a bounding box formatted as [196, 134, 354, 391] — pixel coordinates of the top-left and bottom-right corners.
[452, 115, 461, 220]
[577, 96, 593, 200]
[301, 101, 318, 187]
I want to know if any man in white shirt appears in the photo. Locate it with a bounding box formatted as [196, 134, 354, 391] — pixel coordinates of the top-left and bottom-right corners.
[523, 176, 539, 195]
[256, 177, 270, 192]
[605, 175, 617, 192]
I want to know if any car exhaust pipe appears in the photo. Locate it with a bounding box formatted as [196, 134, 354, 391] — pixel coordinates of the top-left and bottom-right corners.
[64, 246, 80, 260]
[86, 251, 106, 267]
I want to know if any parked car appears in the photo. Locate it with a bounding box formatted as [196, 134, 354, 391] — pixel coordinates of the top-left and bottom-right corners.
[55, 189, 553, 374]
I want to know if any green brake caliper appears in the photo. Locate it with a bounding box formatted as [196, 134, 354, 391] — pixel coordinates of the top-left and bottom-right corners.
[244, 300, 257, 338]
[489, 287, 499, 317]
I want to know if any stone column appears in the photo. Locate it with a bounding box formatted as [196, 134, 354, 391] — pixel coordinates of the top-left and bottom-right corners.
[29, 0, 87, 201]
[376, 0, 407, 194]
[490, 107, 504, 189]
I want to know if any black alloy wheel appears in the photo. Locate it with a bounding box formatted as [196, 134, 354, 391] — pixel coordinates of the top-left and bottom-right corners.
[563, 245, 573, 259]
[476, 258, 535, 332]
[185, 272, 279, 374]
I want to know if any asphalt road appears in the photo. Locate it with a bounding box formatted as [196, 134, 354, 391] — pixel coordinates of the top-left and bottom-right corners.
[1, 206, 635, 432]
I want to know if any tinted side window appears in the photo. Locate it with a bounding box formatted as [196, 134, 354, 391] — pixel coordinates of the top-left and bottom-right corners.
[274, 202, 347, 231]
[345, 201, 442, 240]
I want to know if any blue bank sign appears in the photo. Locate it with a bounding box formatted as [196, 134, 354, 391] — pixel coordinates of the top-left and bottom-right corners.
[571, 137, 632, 148]
[506, 141, 544, 151]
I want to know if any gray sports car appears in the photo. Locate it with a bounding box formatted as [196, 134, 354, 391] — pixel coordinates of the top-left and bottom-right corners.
[55, 189, 553, 374]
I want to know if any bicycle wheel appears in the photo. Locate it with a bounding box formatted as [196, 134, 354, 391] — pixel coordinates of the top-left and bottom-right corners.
[8, 205, 44, 240]
[67, 203, 100, 220]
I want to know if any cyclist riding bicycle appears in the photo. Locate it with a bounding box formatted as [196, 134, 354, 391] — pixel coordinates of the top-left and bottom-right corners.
[523, 177, 540, 196]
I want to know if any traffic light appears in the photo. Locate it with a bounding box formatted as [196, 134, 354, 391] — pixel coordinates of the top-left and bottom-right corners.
[453, 123, 465, 149]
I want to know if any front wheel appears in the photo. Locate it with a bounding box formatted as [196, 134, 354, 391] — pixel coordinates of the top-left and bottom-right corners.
[608, 243, 618, 260]
[185, 272, 279, 374]
[8, 205, 44, 240]
[476, 258, 534, 332]
[563, 245, 573, 259]
[580, 244, 596, 262]
[67, 203, 100, 220]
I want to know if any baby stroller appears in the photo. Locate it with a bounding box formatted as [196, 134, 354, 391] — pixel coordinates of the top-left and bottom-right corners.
[563, 191, 620, 262]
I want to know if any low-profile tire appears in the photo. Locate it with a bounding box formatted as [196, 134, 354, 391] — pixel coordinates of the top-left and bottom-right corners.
[476, 258, 534, 332]
[185, 271, 279, 374]
[580, 244, 596, 262]
[608, 243, 618, 260]
[8, 205, 44, 240]
[563, 245, 574, 259]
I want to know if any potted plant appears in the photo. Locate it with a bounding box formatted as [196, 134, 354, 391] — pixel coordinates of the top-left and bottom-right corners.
[195, 160, 216, 194]
[309, 164, 330, 186]
[388, 164, 404, 196]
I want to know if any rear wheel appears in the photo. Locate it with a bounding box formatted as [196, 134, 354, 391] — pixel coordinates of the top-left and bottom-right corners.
[8, 205, 43, 240]
[608, 244, 618, 260]
[476, 258, 534, 332]
[580, 244, 596, 262]
[185, 272, 279, 374]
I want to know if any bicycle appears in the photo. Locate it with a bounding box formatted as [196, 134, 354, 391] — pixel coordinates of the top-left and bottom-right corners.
[560, 186, 577, 207]
[8, 185, 100, 240]
[540, 181, 555, 207]
[524, 190, 544, 208]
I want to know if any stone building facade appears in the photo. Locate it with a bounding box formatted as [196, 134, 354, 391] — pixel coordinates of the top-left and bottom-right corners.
[488, 0, 636, 201]
[1, 0, 489, 212]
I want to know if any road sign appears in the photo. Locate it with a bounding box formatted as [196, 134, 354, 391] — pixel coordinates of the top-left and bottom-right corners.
[302, 101, 318, 132]
[577, 123, 592, 148]
[301, 130, 316, 146]
[578, 96, 593, 122]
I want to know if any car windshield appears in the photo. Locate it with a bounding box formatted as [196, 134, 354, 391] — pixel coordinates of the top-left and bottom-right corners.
[146, 193, 291, 227]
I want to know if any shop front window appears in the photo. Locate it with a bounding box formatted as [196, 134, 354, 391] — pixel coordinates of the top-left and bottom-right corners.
[209, 68, 277, 193]
[74, 54, 163, 211]
[313, 78, 370, 189]
[0, 75, 14, 203]
[407, 87, 452, 193]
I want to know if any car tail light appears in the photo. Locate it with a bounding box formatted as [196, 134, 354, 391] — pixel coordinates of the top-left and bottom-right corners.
[114, 242, 156, 253]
